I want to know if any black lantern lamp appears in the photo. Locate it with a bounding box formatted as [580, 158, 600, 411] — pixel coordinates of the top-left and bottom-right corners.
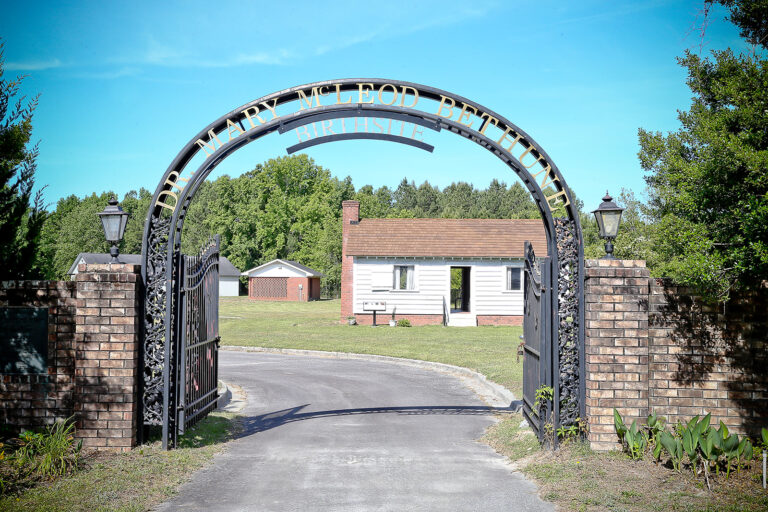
[98, 197, 130, 263]
[592, 191, 625, 259]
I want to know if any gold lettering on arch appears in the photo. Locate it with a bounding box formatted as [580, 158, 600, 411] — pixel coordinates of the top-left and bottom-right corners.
[181, 81, 572, 212]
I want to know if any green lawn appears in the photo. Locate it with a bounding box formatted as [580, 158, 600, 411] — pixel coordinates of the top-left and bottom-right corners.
[220, 297, 524, 396]
[1, 412, 238, 512]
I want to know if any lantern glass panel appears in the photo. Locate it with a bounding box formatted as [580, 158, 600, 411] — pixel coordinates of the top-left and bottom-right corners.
[101, 215, 122, 242]
[601, 210, 622, 238]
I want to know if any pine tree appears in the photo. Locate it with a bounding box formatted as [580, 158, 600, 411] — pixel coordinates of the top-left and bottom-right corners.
[0, 43, 46, 280]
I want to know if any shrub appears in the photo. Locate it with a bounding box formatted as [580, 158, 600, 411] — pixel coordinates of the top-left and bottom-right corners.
[2, 417, 83, 495]
[396, 319, 411, 327]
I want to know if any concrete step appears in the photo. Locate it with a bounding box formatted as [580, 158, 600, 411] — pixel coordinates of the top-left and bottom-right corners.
[447, 314, 476, 327]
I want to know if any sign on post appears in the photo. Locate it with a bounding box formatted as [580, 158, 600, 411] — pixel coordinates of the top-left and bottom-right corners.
[362, 301, 386, 326]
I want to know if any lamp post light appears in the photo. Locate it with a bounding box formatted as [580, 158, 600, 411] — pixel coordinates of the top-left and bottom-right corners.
[591, 191, 625, 260]
[98, 197, 130, 263]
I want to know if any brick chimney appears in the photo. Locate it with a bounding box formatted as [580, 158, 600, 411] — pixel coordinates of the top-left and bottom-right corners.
[340, 200, 359, 322]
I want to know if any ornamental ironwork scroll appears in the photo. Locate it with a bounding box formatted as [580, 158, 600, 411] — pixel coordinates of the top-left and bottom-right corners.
[141, 215, 171, 426]
[140, 79, 586, 448]
[555, 218, 582, 429]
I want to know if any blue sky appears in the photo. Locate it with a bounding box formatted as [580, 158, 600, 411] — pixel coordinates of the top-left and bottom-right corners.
[1, 1, 746, 212]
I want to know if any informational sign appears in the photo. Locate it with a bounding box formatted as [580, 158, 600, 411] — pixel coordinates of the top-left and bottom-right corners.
[362, 301, 386, 311]
[0, 307, 48, 374]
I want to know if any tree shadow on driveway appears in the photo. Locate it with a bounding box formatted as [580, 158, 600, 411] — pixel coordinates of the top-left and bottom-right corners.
[237, 402, 523, 437]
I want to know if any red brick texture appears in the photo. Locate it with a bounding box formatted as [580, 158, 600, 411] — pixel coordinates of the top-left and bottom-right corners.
[248, 276, 320, 301]
[476, 315, 523, 326]
[584, 259, 768, 452]
[647, 278, 768, 438]
[353, 314, 444, 326]
[340, 200, 359, 323]
[73, 264, 141, 451]
[0, 264, 141, 452]
[584, 259, 650, 451]
[0, 280, 77, 430]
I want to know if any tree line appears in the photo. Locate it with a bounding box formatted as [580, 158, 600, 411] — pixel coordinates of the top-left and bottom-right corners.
[31, 154, 550, 296]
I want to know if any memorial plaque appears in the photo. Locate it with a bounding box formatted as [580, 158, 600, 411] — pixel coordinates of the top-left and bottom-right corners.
[0, 307, 48, 374]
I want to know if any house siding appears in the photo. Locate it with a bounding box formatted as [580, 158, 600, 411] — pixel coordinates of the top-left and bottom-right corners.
[471, 261, 524, 315]
[352, 258, 524, 324]
[353, 259, 449, 316]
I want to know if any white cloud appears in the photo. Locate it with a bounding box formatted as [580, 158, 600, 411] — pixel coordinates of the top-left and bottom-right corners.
[4, 58, 62, 71]
[74, 67, 141, 80]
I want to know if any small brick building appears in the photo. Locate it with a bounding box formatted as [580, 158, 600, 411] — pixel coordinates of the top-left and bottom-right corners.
[243, 259, 323, 301]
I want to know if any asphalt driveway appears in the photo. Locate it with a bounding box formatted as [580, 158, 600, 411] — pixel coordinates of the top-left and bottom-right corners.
[156, 351, 552, 512]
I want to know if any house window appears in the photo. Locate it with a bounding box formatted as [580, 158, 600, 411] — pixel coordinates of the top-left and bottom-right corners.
[506, 267, 522, 291]
[394, 265, 415, 290]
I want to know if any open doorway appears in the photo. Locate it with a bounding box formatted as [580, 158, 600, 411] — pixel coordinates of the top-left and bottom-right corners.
[450, 267, 470, 313]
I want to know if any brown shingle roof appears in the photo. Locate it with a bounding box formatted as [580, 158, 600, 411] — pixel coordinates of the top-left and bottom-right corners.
[346, 218, 547, 258]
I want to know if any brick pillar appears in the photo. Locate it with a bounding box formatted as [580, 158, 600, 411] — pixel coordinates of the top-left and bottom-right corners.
[584, 259, 650, 451]
[340, 200, 359, 322]
[74, 263, 141, 451]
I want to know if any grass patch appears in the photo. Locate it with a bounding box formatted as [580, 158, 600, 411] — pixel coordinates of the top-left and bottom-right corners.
[481, 413, 540, 462]
[220, 297, 524, 395]
[0, 412, 239, 512]
[517, 442, 768, 512]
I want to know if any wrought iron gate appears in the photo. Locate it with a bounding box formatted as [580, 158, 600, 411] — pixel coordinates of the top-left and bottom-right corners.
[166, 235, 221, 448]
[521, 242, 553, 442]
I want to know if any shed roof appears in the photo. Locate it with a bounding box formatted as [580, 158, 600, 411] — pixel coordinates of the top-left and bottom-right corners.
[241, 259, 324, 278]
[346, 218, 547, 258]
[218, 256, 241, 277]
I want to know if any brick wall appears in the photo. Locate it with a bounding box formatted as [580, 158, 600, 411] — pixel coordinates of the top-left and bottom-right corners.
[0, 281, 77, 429]
[248, 276, 315, 301]
[648, 279, 768, 436]
[584, 259, 768, 451]
[584, 259, 650, 451]
[74, 264, 141, 450]
[353, 313, 444, 326]
[340, 200, 359, 322]
[476, 315, 523, 326]
[0, 264, 141, 451]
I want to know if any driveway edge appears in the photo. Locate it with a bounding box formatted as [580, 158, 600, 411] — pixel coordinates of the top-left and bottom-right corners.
[221, 345, 518, 409]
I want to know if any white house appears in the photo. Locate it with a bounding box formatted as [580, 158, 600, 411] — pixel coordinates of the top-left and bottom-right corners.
[340, 201, 547, 326]
[68, 253, 242, 297]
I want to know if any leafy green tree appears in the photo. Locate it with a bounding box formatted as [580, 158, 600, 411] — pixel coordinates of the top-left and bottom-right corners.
[709, 0, 768, 50]
[439, 181, 478, 218]
[476, 179, 539, 219]
[120, 188, 152, 255]
[582, 189, 655, 262]
[638, 26, 768, 300]
[0, 44, 46, 279]
[46, 193, 113, 278]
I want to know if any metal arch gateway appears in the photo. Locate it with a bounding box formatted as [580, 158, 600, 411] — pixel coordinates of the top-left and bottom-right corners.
[140, 79, 586, 448]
